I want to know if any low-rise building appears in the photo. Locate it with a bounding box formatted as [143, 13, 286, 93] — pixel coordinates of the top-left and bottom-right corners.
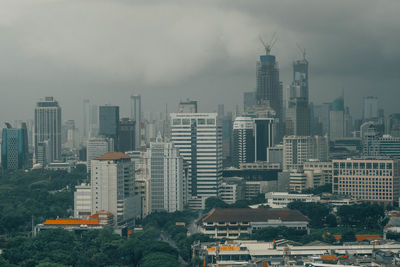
[219, 177, 245, 204]
[197, 208, 309, 239]
[74, 183, 92, 219]
[264, 192, 320, 208]
[35, 218, 103, 235]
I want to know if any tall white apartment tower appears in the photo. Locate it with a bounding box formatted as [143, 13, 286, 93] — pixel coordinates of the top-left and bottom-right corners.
[34, 97, 62, 163]
[147, 134, 184, 213]
[91, 152, 139, 224]
[170, 113, 222, 208]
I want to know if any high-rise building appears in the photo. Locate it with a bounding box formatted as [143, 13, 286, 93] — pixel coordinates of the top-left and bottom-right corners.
[243, 92, 256, 112]
[178, 99, 198, 113]
[286, 98, 311, 136]
[363, 96, 378, 121]
[89, 104, 98, 138]
[1, 123, 29, 169]
[82, 99, 90, 140]
[34, 97, 62, 163]
[314, 103, 331, 135]
[254, 118, 275, 161]
[283, 135, 329, 171]
[221, 112, 233, 168]
[387, 113, 400, 137]
[147, 135, 183, 213]
[118, 118, 135, 152]
[332, 158, 399, 205]
[232, 117, 255, 168]
[170, 113, 222, 209]
[329, 96, 345, 140]
[285, 56, 311, 136]
[130, 95, 142, 150]
[91, 152, 140, 224]
[99, 105, 119, 150]
[256, 48, 283, 121]
[86, 137, 114, 171]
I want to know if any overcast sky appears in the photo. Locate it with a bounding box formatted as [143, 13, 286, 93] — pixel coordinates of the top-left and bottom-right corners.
[0, 0, 399, 126]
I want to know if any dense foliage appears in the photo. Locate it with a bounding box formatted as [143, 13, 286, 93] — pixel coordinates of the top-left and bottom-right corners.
[205, 194, 266, 211]
[252, 226, 307, 242]
[287, 201, 333, 228]
[2, 228, 181, 267]
[0, 168, 86, 235]
[141, 211, 212, 262]
[337, 203, 385, 229]
[302, 183, 332, 194]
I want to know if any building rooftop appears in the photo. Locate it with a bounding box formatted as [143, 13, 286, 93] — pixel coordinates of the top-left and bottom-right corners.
[199, 208, 310, 223]
[42, 219, 100, 225]
[95, 152, 131, 161]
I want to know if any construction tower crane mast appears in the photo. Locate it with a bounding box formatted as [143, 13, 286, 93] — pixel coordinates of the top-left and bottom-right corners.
[296, 43, 306, 60]
[259, 32, 277, 55]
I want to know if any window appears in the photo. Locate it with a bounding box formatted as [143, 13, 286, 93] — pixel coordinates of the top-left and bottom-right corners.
[207, 118, 215, 125]
[173, 119, 181, 125]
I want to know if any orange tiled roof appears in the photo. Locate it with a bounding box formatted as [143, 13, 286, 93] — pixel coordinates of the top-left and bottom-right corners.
[320, 255, 338, 261]
[334, 234, 382, 242]
[43, 219, 100, 225]
[95, 152, 131, 161]
[356, 234, 382, 242]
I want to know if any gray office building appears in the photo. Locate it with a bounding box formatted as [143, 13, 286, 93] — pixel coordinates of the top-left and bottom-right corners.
[99, 105, 119, 150]
[130, 95, 142, 150]
[34, 97, 62, 163]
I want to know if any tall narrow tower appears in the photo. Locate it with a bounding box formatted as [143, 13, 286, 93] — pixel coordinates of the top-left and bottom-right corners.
[285, 49, 311, 136]
[256, 36, 283, 120]
[130, 95, 142, 150]
[34, 97, 62, 163]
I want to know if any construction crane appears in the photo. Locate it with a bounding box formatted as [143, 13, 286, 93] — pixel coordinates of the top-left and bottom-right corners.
[259, 32, 277, 55]
[296, 43, 306, 60]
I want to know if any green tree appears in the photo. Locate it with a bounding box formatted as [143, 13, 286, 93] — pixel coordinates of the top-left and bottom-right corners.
[287, 201, 330, 228]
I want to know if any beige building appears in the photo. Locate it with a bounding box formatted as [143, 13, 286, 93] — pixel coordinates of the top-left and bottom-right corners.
[332, 158, 399, 204]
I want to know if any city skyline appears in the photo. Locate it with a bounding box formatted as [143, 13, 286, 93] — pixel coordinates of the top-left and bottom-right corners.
[0, 0, 398, 124]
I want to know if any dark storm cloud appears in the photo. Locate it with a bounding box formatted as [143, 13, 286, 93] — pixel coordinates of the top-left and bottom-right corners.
[0, 0, 399, 124]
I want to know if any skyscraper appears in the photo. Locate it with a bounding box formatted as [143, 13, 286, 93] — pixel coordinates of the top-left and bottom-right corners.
[147, 135, 183, 213]
[1, 123, 29, 169]
[256, 46, 283, 121]
[232, 117, 255, 168]
[363, 96, 378, 121]
[99, 105, 119, 150]
[118, 118, 135, 152]
[243, 92, 256, 112]
[82, 99, 90, 141]
[34, 97, 62, 163]
[254, 118, 275, 161]
[285, 56, 311, 136]
[130, 95, 142, 150]
[170, 113, 222, 209]
[329, 96, 345, 140]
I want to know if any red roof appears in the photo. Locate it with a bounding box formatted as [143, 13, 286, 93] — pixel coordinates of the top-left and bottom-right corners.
[95, 152, 131, 161]
[43, 219, 100, 225]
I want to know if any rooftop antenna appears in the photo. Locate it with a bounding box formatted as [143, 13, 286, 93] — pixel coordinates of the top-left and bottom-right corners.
[296, 43, 306, 60]
[259, 32, 277, 55]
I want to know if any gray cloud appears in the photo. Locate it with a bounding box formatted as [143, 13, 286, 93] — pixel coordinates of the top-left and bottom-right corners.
[0, 0, 399, 125]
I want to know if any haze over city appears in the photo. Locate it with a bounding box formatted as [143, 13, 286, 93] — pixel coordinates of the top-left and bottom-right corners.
[0, 0, 399, 122]
[2, 1, 400, 266]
